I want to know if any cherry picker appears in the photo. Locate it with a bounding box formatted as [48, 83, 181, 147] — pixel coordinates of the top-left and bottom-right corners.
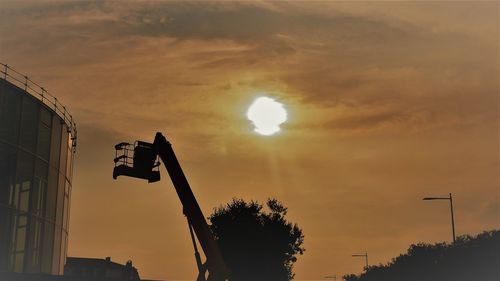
[112, 132, 230, 281]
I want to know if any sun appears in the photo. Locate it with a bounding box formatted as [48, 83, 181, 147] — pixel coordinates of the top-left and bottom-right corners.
[246, 97, 287, 136]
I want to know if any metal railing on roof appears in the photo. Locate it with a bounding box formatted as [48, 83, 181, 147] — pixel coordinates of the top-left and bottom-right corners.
[0, 63, 77, 151]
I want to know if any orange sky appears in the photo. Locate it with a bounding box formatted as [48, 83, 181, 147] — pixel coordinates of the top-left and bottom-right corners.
[1, 1, 498, 280]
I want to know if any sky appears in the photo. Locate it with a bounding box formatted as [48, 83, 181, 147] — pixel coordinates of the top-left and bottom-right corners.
[0, 1, 498, 280]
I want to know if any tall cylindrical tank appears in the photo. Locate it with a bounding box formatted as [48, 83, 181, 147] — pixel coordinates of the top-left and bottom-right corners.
[0, 64, 76, 275]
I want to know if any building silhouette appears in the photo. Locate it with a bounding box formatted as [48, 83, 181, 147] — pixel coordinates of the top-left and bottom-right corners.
[64, 257, 140, 280]
[0, 63, 77, 275]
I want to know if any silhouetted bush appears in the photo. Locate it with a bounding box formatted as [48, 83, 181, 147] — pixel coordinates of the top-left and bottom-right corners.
[208, 198, 304, 281]
[343, 230, 500, 281]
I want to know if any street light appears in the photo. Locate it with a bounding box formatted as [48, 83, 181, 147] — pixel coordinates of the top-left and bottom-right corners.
[352, 252, 368, 270]
[423, 192, 456, 243]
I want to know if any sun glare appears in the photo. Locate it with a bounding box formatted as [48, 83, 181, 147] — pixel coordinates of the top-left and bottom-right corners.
[246, 97, 287, 136]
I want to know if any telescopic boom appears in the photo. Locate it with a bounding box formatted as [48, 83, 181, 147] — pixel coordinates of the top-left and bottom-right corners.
[113, 132, 230, 281]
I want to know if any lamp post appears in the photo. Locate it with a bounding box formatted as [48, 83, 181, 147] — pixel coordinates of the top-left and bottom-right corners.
[352, 252, 368, 270]
[423, 192, 456, 243]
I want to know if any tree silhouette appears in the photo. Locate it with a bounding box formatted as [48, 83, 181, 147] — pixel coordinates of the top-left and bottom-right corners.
[208, 198, 305, 281]
[343, 230, 499, 281]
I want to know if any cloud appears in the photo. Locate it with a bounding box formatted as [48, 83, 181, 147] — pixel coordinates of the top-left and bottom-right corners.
[326, 110, 407, 130]
[2, 0, 496, 139]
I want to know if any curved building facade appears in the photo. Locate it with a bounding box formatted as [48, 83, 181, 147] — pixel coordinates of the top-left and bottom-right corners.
[0, 64, 77, 275]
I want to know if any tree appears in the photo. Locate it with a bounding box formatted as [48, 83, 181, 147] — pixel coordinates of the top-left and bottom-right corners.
[343, 230, 500, 281]
[208, 198, 305, 281]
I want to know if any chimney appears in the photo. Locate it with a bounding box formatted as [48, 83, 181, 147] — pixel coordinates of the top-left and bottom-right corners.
[105, 257, 111, 262]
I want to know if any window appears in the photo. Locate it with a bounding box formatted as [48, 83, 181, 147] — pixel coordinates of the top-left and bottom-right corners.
[45, 168, 58, 222]
[14, 252, 23, 272]
[59, 232, 67, 275]
[32, 178, 46, 217]
[19, 97, 39, 153]
[10, 214, 28, 273]
[0, 209, 13, 271]
[55, 174, 65, 228]
[0, 88, 22, 144]
[40, 223, 54, 274]
[66, 143, 72, 181]
[62, 189, 70, 231]
[33, 160, 48, 217]
[49, 116, 61, 169]
[29, 218, 43, 271]
[0, 143, 17, 205]
[39, 107, 52, 127]
[19, 183, 30, 213]
[37, 123, 51, 161]
[15, 224, 26, 252]
[34, 160, 48, 181]
[51, 228, 62, 274]
[15, 151, 34, 213]
[59, 129, 68, 178]
[10, 184, 20, 209]
[16, 151, 34, 181]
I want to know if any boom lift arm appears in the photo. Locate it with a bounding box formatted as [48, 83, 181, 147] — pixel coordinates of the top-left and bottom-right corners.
[113, 132, 230, 281]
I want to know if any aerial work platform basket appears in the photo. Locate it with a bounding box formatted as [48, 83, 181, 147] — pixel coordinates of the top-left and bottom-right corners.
[113, 141, 161, 183]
